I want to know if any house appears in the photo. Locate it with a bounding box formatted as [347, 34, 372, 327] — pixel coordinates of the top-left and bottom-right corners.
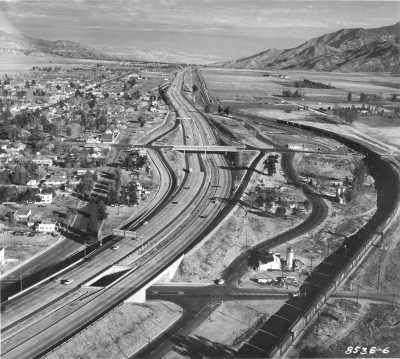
[14, 209, 32, 223]
[101, 133, 114, 144]
[256, 252, 282, 271]
[36, 221, 57, 233]
[32, 157, 53, 166]
[36, 192, 53, 204]
[139, 149, 147, 157]
[45, 176, 66, 187]
[27, 179, 39, 187]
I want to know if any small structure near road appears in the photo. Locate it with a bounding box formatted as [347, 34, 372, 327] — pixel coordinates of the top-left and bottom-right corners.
[14, 209, 32, 223]
[36, 220, 57, 233]
[256, 251, 282, 271]
[0, 247, 5, 265]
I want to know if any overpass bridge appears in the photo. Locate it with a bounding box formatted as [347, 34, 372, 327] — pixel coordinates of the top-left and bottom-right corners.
[108, 143, 359, 157]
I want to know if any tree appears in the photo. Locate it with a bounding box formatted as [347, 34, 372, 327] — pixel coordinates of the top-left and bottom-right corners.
[347, 92, 352, 102]
[96, 200, 108, 221]
[192, 84, 199, 93]
[66, 126, 72, 137]
[138, 116, 146, 127]
[391, 93, 398, 102]
[223, 106, 230, 115]
[359, 92, 367, 103]
[11, 164, 28, 185]
[76, 172, 95, 196]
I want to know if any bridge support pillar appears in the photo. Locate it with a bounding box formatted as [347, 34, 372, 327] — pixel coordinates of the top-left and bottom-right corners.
[124, 255, 184, 303]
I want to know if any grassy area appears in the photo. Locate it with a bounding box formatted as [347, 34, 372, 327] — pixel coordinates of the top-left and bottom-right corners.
[47, 301, 182, 359]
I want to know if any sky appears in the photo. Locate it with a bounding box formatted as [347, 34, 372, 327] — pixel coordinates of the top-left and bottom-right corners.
[0, 0, 399, 63]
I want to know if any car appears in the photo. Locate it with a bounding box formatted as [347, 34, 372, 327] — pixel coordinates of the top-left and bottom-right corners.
[111, 244, 119, 250]
[256, 278, 273, 285]
[61, 279, 74, 285]
[172, 201, 178, 204]
[215, 278, 225, 285]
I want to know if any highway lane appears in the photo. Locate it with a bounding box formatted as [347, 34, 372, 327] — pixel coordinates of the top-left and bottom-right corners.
[1, 69, 234, 359]
[0, 148, 175, 333]
[135, 69, 332, 358]
[136, 152, 328, 359]
[148, 284, 290, 301]
[138, 71, 399, 359]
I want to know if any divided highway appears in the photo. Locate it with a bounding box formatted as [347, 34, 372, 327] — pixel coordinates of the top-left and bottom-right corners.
[0, 69, 235, 359]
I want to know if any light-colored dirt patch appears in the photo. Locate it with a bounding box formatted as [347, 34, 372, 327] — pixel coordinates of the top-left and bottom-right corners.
[241, 108, 312, 121]
[353, 122, 400, 149]
[0, 232, 60, 274]
[47, 301, 183, 359]
[192, 300, 287, 349]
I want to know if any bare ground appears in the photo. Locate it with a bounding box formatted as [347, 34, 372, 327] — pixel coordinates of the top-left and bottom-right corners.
[47, 301, 183, 359]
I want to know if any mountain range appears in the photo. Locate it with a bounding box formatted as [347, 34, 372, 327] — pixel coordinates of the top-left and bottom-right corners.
[223, 22, 400, 72]
[0, 31, 116, 61]
[1, 22, 400, 72]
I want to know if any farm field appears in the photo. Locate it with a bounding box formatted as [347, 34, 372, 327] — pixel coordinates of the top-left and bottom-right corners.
[201, 67, 400, 149]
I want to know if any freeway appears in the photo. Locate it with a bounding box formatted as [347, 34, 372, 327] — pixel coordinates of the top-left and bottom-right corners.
[137, 70, 400, 358]
[0, 69, 236, 359]
[135, 136, 329, 359]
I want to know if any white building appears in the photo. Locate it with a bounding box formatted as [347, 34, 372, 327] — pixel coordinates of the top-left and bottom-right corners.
[14, 209, 32, 223]
[36, 192, 53, 204]
[257, 252, 282, 271]
[32, 157, 53, 166]
[36, 221, 57, 233]
[27, 179, 39, 187]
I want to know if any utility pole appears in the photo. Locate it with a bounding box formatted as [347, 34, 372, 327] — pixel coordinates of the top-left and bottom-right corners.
[356, 284, 360, 304]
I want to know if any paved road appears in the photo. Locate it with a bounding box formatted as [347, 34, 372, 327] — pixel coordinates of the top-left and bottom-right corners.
[0, 69, 235, 359]
[134, 82, 329, 358]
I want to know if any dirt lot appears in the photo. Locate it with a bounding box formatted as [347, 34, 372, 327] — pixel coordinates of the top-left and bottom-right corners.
[292, 299, 400, 358]
[47, 301, 182, 359]
[193, 300, 286, 348]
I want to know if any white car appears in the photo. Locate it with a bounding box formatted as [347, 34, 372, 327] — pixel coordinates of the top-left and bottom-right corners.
[215, 278, 225, 285]
[61, 279, 74, 285]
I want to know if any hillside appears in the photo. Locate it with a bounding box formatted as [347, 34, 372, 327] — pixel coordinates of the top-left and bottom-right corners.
[0, 31, 117, 61]
[224, 22, 400, 72]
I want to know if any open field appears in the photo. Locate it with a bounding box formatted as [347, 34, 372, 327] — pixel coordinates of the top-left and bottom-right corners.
[203, 68, 400, 102]
[47, 301, 182, 359]
[163, 299, 287, 359]
[193, 300, 286, 348]
[0, 232, 60, 274]
[201, 67, 400, 149]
